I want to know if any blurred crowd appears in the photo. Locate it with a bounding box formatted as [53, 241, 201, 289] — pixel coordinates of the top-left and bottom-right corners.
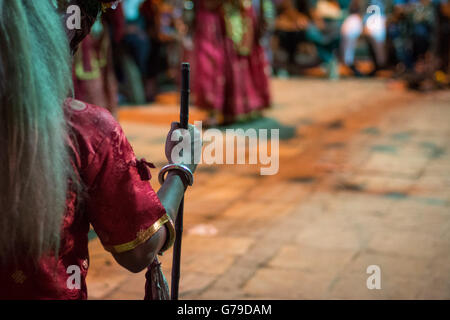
[72, 0, 450, 119]
[273, 0, 450, 87]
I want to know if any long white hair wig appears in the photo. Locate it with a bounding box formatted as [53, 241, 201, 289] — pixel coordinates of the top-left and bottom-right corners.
[0, 0, 73, 265]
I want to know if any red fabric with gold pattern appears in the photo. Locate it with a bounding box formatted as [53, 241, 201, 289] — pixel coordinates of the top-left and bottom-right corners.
[0, 98, 166, 299]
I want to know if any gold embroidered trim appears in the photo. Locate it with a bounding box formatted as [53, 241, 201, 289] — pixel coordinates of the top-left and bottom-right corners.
[11, 270, 26, 284]
[159, 214, 176, 254]
[105, 214, 173, 254]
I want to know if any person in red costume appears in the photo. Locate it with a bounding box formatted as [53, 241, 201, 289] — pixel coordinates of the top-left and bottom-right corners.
[72, 2, 126, 116]
[192, 0, 271, 125]
[0, 0, 201, 299]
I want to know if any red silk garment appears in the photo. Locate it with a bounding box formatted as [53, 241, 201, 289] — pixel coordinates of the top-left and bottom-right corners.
[0, 99, 167, 299]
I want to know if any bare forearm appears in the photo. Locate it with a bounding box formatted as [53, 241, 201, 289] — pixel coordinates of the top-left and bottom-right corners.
[157, 171, 186, 222]
[112, 173, 186, 273]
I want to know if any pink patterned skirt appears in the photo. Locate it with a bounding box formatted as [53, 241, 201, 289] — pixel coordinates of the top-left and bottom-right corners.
[191, 1, 271, 119]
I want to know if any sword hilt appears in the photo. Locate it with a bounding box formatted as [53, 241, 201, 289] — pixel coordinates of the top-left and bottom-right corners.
[180, 63, 190, 130]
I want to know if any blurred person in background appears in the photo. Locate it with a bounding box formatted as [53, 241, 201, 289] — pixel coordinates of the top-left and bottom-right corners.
[73, 6, 125, 116]
[275, 0, 342, 79]
[387, 0, 440, 90]
[253, 0, 278, 66]
[141, 0, 187, 101]
[387, 0, 436, 75]
[119, 0, 150, 104]
[274, 0, 311, 73]
[309, 0, 344, 78]
[436, 0, 450, 85]
[340, 0, 387, 76]
[192, 0, 271, 126]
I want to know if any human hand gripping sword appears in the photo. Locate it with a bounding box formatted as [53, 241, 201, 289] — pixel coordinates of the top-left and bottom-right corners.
[171, 62, 190, 300]
[143, 63, 190, 301]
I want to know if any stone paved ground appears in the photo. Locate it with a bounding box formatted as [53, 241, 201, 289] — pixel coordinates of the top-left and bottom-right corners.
[86, 78, 450, 300]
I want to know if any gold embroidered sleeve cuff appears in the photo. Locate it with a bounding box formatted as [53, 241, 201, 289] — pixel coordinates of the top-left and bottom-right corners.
[104, 214, 175, 254]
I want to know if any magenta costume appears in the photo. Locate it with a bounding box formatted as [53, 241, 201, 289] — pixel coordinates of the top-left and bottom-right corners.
[0, 99, 173, 299]
[192, 0, 271, 119]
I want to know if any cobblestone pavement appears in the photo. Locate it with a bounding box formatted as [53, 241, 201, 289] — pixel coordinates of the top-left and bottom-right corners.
[86, 78, 450, 300]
